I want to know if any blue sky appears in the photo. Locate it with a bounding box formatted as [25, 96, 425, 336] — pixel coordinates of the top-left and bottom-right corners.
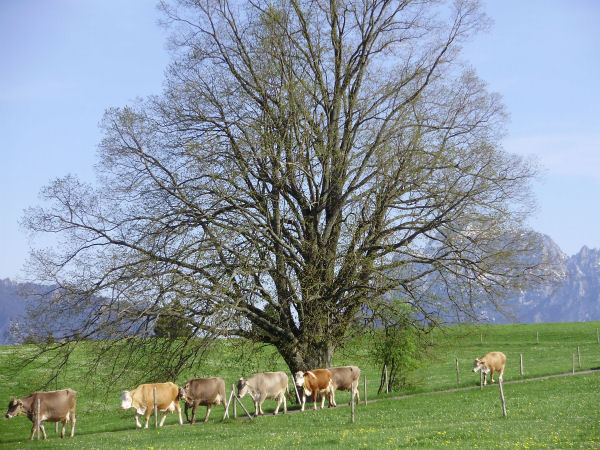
[1, 1, 599, 280]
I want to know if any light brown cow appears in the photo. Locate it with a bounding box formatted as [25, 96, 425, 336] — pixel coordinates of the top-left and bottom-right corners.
[237, 371, 289, 416]
[5, 388, 77, 440]
[472, 351, 506, 385]
[329, 365, 361, 406]
[294, 369, 334, 411]
[120, 382, 183, 428]
[178, 377, 226, 423]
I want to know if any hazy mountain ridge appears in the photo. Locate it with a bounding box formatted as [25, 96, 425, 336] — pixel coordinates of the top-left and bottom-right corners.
[2, 235, 600, 343]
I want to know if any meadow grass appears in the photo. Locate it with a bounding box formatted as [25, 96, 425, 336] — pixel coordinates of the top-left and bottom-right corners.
[0, 321, 599, 447]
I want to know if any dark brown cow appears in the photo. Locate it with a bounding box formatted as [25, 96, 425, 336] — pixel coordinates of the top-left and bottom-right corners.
[120, 382, 183, 428]
[178, 377, 226, 423]
[5, 388, 77, 440]
[294, 369, 334, 411]
[329, 365, 361, 406]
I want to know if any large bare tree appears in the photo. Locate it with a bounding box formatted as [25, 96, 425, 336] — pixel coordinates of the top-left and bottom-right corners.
[22, 0, 542, 377]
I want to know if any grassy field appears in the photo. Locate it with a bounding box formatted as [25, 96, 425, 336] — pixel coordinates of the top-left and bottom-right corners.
[1, 321, 599, 448]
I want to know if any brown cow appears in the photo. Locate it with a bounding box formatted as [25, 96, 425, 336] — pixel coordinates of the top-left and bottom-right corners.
[237, 371, 289, 416]
[5, 388, 77, 440]
[294, 369, 334, 411]
[178, 377, 226, 423]
[120, 382, 183, 428]
[329, 365, 361, 406]
[472, 351, 507, 385]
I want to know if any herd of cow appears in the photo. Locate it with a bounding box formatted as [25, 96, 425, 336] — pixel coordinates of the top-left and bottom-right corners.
[4, 352, 506, 441]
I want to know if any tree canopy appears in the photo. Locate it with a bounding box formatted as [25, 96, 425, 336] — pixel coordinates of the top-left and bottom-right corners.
[22, 0, 543, 379]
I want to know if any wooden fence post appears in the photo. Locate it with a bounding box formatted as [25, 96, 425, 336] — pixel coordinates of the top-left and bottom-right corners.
[36, 398, 41, 440]
[577, 346, 581, 368]
[234, 394, 253, 420]
[351, 381, 355, 423]
[153, 387, 158, 428]
[455, 358, 460, 385]
[520, 354, 523, 376]
[536, 331, 539, 344]
[498, 379, 507, 417]
[363, 376, 367, 406]
[223, 389, 235, 420]
[384, 364, 389, 393]
[291, 372, 301, 405]
[233, 384, 237, 418]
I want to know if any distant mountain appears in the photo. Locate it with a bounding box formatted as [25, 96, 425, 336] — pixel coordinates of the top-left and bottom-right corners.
[491, 238, 600, 323]
[2, 235, 600, 343]
[0, 279, 35, 344]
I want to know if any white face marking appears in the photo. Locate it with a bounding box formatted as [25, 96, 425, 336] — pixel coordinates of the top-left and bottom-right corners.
[120, 391, 132, 410]
[294, 372, 305, 387]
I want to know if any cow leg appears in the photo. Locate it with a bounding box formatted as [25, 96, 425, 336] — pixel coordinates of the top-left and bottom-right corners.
[175, 402, 183, 425]
[184, 402, 191, 423]
[259, 394, 267, 415]
[70, 413, 76, 437]
[40, 423, 47, 440]
[499, 368, 504, 383]
[253, 400, 259, 417]
[134, 412, 142, 428]
[274, 395, 282, 415]
[191, 403, 197, 424]
[490, 368, 496, 383]
[204, 405, 212, 423]
[330, 390, 337, 407]
[300, 394, 306, 412]
[355, 384, 360, 403]
[144, 410, 151, 429]
[61, 420, 66, 438]
[159, 410, 168, 427]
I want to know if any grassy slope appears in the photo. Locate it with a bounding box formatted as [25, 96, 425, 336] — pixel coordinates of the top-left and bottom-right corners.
[1, 321, 599, 447]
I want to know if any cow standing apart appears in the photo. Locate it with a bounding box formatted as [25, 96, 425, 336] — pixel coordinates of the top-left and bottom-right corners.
[329, 366, 361, 406]
[178, 377, 226, 423]
[120, 382, 183, 428]
[472, 351, 507, 385]
[5, 388, 77, 440]
[237, 371, 289, 416]
[294, 369, 334, 411]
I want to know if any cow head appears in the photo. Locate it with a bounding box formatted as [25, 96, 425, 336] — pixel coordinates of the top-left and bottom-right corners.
[120, 391, 133, 410]
[294, 371, 306, 387]
[5, 398, 24, 418]
[472, 358, 490, 374]
[236, 378, 249, 398]
[178, 386, 187, 402]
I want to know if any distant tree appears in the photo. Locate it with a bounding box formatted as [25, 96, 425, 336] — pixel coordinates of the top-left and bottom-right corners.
[154, 299, 192, 339]
[22, 0, 547, 381]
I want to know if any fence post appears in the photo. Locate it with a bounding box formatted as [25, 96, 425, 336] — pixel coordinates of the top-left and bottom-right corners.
[153, 387, 158, 428]
[520, 354, 523, 376]
[577, 346, 581, 368]
[223, 388, 234, 420]
[498, 379, 507, 417]
[455, 358, 460, 385]
[384, 364, 389, 393]
[36, 398, 41, 440]
[363, 376, 367, 406]
[351, 381, 355, 423]
[231, 384, 237, 419]
[291, 372, 301, 405]
[536, 331, 539, 344]
[234, 394, 253, 420]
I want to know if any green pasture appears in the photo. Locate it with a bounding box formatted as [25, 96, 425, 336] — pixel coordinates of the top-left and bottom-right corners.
[1, 321, 599, 447]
